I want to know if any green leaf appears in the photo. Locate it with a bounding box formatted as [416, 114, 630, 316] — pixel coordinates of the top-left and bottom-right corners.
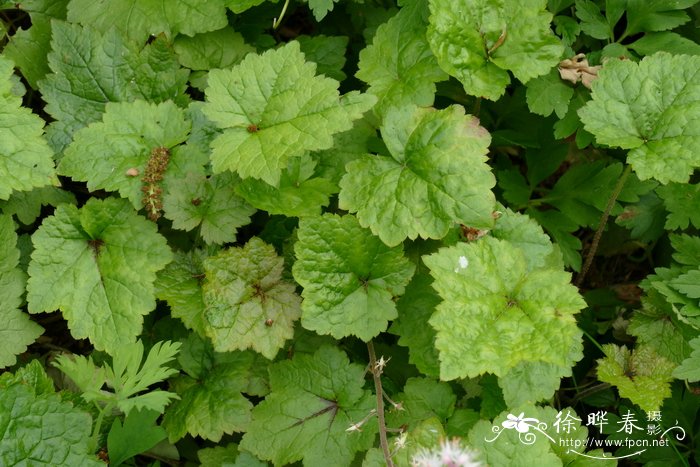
[423, 236, 585, 380]
[389, 272, 441, 377]
[155, 249, 208, 336]
[240, 346, 377, 466]
[630, 32, 700, 56]
[66, 0, 228, 42]
[173, 27, 254, 71]
[0, 215, 43, 368]
[427, 0, 564, 100]
[53, 340, 180, 415]
[59, 100, 205, 215]
[542, 161, 622, 228]
[356, 2, 447, 117]
[235, 154, 337, 217]
[27, 198, 173, 353]
[308, 0, 339, 21]
[673, 336, 700, 381]
[385, 378, 456, 430]
[0, 383, 102, 466]
[579, 53, 700, 184]
[628, 296, 696, 364]
[203, 41, 376, 186]
[0, 186, 76, 225]
[575, 0, 612, 40]
[528, 208, 582, 270]
[624, 0, 699, 36]
[39, 22, 189, 153]
[0, 55, 57, 199]
[203, 237, 301, 359]
[2, 0, 68, 89]
[107, 409, 167, 467]
[491, 206, 562, 271]
[163, 335, 255, 442]
[670, 233, 700, 265]
[525, 68, 574, 118]
[163, 172, 255, 244]
[297, 35, 348, 82]
[312, 118, 375, 185]
[198, 443, 267, 467]
[339, 105, 496, 246]
[292, 214, 415, 341]
[657, 182, 700, 230]
[597, 344, 675, 411]
[225, 0, 274, 13]
[615, 191, 666, 242]
[499, 358, 580, 407]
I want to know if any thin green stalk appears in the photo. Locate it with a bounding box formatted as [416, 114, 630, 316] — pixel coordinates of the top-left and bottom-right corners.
[89, 401, 114, 453]
[368, 341, 394, 467]
[576, 164, 633, 287]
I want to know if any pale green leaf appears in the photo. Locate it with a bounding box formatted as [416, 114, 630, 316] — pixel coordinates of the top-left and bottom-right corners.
[427, 0, 564, 100]
[67, 0, 228, 42]
[579, 53, 700, 184]
[423, 237, 585, 380]
[27, 198, 173, 353]
[39, 22, 189, 153]
[292, 214, 415, 341]
[597, 344, 675, 411]
[203, 237, 301, 359]
[0, 215, 43, 368]
[163, 172, 255, 244]
[203, 41, 376, 186]
[339, 105, 496, 246]
[235, 154, 337, 217]
[356, 2, 447, 117]
[0, 55, 57, 199]
[491, 206, 562, 271]
[240, 346, 377, 467]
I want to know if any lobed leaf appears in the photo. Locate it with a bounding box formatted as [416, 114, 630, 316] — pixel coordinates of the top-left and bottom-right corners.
[27, 198, 173, 353]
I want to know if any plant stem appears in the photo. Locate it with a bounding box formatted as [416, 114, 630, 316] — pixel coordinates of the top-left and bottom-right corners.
[367, 341, 394, 467]
[576, 164, 632, 287]
[89, 401, 114, 453]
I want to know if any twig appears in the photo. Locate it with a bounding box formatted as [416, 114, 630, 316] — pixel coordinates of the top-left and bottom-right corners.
[367, 341, 394, 467]
[576, 164, 632, 287]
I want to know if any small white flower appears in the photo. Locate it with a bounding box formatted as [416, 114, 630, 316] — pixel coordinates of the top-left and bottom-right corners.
[411, 438, 482, 467]
[374, 355, 391, 373]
